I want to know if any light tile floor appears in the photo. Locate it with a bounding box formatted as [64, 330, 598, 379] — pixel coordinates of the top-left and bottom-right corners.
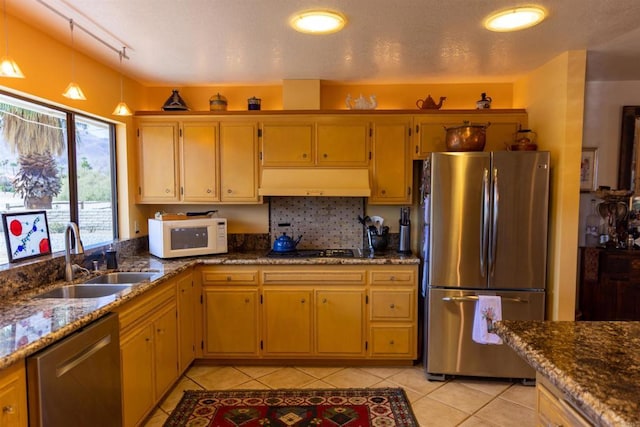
[143, 364, 536, 427]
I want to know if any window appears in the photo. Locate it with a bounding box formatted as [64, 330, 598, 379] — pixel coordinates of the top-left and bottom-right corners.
[0, 92, 117, 265]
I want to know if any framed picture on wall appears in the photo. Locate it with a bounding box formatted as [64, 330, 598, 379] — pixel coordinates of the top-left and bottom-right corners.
[1, 211, 51, 263]
[580, 147, 598, 192]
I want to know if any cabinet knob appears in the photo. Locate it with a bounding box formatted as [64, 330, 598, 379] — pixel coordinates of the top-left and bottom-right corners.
[390, 303, 395, 309]
[165, 188, 171, 193]
[226, 276, 232, 281]
[301, 298, 306, 304]
[145, 337, 151, 342]
[207, 189, 212, 193]
[244, 298, 250, 303]
[390, 276, 396, 281]
[227, 189, 233, 194]
[323, 153, 328, 158]
[389, 340, 395, 345]
[381, 189, 386, 195]
[157, 328, 164, 335]
[302, 153, 308, 158]
[2, 405, 15, 414]
[322, 298, 328, 303]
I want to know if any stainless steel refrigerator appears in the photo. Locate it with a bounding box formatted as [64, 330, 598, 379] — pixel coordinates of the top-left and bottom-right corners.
[423, 151, 549, 381]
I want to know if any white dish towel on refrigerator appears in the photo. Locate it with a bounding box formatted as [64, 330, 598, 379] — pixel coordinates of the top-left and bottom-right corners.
[472, 295, 503, 345]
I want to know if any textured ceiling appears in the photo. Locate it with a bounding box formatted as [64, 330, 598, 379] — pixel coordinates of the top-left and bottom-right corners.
[9, 0, 640, 86]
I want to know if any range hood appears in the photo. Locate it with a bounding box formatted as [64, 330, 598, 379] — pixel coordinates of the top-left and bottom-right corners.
[259, 168, 371, 197]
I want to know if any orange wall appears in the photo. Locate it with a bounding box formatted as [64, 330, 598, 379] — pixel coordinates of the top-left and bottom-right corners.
[514, 50, 586, 321]
[0, 12, 148, 239]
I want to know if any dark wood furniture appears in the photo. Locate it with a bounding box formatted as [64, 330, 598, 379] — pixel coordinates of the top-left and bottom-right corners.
[579, 247, 640, 320]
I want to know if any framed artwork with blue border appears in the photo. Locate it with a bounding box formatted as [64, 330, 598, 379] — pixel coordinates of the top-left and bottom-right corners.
[2, 211, 51, 263]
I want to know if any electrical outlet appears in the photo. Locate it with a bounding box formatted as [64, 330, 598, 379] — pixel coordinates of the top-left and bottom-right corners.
[134, 220, 140, 234]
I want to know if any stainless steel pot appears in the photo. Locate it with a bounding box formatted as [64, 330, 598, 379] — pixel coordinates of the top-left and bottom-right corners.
[444, 122, 490, 151]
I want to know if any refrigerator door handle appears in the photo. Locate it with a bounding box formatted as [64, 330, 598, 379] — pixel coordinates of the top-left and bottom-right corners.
[480, 168, 490, 277]
[442, 296, 528, 303]
[489, 167, 499, 276]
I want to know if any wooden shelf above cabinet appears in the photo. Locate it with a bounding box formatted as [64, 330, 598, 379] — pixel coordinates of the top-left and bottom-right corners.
[135, 109, 527, 117]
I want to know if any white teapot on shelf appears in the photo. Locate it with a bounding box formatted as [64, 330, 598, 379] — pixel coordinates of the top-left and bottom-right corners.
[346, 94, 377, 110]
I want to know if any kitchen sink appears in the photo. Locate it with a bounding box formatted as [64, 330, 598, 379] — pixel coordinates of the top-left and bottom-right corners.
[34, 284, 132, 299]
[83, 271, 162, 285]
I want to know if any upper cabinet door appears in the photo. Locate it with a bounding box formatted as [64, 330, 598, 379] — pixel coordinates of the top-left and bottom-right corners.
[370, 117, 412, 205]
[137, 121, 179, 203]
[181, 121, 219, 202]
[220, 121, 261, 202]
[316, 117, 370, 167]
[261, 120, 314, 166]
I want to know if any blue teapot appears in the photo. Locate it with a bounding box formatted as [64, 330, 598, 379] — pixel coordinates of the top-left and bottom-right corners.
[273, 232, 302, 252]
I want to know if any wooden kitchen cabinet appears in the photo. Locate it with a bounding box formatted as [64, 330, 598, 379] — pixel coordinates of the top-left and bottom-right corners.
[120, 322, 154, 427]
[536, 374, 591, 426]
[260, 119, 315, 166]
[263, 289, 313, 354]
[115, 279, 178, 427]
[197, 264, 417, 362]
[0, 361, 27, 427]
[262, 267, 366, 357]
[369, 116, 413, 204]
[201, 268, 260, 356]
[180, 121, 219, 202]
[137, 121, 179, 202]
[260, 116, 370, 167]
[136, 118, 219, 203]
[315, 289, 365, 355]
[177, 270, 196, 374]
[220, 121, 260, 202]
[315, 117, 370, 167]
[412, 110, 528, 159]
[368, 267, 417, 358]
[579, 247, 640, 320]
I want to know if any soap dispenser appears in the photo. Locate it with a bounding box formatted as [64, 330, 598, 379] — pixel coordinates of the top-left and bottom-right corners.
[106, 245, 118, 269]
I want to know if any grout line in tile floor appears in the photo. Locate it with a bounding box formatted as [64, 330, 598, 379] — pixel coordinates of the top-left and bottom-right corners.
[142, 364, 537, 427]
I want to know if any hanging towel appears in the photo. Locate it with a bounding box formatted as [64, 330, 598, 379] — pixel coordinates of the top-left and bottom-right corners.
[472, 295, 503, 345]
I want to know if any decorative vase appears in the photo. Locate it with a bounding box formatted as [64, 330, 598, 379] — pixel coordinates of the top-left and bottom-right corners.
[162, 90, 189, 111]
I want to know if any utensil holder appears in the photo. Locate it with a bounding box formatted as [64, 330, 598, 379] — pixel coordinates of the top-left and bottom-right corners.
[368, 229, 389, 252]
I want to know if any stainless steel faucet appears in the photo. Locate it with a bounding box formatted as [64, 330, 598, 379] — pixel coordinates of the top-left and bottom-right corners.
[65, 222, 84, 282]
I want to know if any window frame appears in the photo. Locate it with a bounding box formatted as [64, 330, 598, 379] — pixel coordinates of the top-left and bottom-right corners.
[0, 90, 119, 254]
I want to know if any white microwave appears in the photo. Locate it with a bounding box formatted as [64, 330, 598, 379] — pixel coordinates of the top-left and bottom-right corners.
[148, 218, 228, 258]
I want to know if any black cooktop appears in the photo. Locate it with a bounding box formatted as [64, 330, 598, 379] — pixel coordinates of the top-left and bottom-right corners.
[266, 249, 355, 258]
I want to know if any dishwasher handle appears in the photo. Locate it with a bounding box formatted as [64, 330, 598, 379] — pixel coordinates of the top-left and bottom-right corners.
[56, 334, 112, 378]
[442, 296, 527, 303]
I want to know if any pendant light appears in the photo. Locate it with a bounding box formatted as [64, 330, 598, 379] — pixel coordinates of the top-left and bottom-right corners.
[62, 19, 86, 100]
[0, 0, 24, 78]
[112, 47, 132, 116]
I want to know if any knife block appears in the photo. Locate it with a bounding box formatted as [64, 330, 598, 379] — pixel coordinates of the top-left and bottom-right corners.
[398, 224, 411, 254]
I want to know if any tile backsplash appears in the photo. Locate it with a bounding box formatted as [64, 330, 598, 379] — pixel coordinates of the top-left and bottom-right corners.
[270, 197, 365, 249]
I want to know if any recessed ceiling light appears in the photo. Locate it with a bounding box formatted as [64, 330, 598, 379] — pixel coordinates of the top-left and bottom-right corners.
[290, 10, 346, 34]
[484, 6, 547, 32]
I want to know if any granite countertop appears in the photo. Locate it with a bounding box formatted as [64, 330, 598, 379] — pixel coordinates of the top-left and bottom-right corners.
[0, 250, 419, 369]
[495, 320, 640, 427]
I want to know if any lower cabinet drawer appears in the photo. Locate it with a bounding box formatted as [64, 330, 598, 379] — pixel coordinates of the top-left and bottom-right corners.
[370, 290, 414, 320]
[370, 326, 414, 357]
[202, 269, 259, 285]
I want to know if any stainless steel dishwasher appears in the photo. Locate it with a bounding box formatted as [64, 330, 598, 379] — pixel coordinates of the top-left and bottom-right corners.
[26, 313, 122, 427]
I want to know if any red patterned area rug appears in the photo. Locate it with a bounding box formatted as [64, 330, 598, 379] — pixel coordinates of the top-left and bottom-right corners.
[164, 387, 418, 426]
